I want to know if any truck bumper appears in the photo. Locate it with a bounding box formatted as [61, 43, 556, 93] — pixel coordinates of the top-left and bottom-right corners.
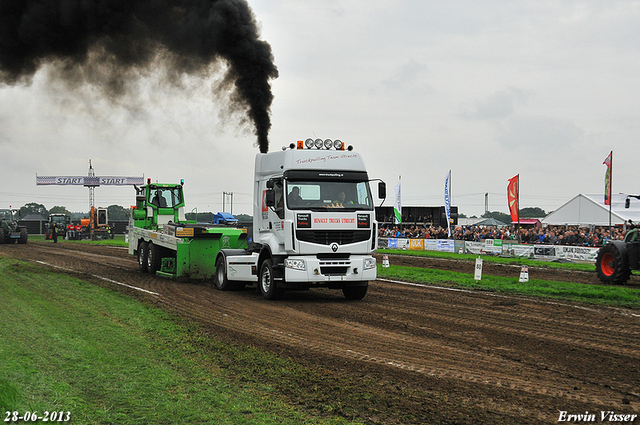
[283, 255, 376, 285]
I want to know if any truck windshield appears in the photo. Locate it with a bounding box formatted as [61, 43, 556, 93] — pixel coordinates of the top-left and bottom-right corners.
[149, 187, 182, 208]
[52, 216, 67, 225]
[286, 181, 373, 211]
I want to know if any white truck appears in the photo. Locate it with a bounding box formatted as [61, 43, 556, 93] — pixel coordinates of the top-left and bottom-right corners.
[214, 138, 385, 300]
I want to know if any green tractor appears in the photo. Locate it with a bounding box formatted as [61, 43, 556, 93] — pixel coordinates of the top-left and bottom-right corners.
[0, 209, 28, 244]
[46, 213, 71, 240]
[595, 195, 640, 284]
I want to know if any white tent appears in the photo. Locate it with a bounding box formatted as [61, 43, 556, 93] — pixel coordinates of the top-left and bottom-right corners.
[542, 193, 640, 226]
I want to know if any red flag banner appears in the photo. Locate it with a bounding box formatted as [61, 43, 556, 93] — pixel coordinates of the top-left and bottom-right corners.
[507, 175, 519, 223]
[603, 151, 612, 206]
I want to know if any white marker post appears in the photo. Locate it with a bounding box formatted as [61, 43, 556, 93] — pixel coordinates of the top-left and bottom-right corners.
[474, 256, 483, 282]
[519, 265, 529, 283]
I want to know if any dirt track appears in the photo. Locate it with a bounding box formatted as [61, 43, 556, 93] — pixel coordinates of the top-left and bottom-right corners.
[2, 241, 640, 424]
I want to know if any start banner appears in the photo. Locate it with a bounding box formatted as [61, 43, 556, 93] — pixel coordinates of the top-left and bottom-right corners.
[37, 176, 145, 186]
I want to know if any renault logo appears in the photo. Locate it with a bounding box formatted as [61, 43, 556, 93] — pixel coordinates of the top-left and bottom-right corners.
[330, 242, 339, 252]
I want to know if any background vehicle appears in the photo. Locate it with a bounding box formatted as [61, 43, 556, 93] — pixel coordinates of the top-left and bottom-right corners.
[46, 213, 71, 240]
[0, 209, 28, 244]
[80, 207, 112, 240]
[595, 194, 640, 284]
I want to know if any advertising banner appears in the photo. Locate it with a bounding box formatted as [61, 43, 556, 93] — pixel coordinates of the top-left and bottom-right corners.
[555, 246, 599, 262]
[409, 239, 424, 250]
[465, 241, 485, 254]
[484, 239, 503, 254]
[425, 239, 439, 251]
[437, 239, 455, 253]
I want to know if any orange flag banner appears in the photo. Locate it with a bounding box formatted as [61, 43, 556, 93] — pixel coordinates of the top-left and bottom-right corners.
[507, 175, 519, 223]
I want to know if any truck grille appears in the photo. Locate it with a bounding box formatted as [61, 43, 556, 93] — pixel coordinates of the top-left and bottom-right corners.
[320, 266, 349, 275]
[319, 258, 350, 276]
[296, 230, 371, 245]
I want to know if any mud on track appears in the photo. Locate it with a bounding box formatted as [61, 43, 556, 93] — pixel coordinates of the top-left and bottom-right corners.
[2, 241, 640, 424]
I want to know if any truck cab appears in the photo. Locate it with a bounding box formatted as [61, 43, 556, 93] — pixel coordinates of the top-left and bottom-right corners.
[217, 139, 385, 300]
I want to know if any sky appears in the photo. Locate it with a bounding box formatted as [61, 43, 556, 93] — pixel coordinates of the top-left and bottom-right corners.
[1, 0, 639, 218]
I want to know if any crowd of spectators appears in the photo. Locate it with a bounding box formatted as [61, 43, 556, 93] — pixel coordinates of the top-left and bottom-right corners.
[379, 224, 628, 247]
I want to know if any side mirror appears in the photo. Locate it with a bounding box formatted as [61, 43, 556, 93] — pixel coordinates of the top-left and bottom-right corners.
[378, 182, 386, 199]
[265, 190, 275, 207]
[266, 179, 275, 189]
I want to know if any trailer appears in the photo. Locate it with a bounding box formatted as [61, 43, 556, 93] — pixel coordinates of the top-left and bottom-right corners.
[128, 181, 247, 280]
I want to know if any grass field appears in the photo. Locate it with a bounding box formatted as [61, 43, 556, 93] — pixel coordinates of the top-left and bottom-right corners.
[378, 248, 596, 272]
[377, 265, 640, 309]
[0, 257, 359, 425]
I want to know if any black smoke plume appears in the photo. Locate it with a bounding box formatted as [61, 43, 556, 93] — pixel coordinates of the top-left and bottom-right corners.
[0, 0, 278, 152]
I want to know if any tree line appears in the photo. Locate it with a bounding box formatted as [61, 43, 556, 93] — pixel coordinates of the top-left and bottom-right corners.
[15, 202, 252, 223]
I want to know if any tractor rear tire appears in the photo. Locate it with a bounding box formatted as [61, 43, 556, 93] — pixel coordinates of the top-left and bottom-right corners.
[138, 242, 149, 273]
[18, 228, 28, 244]
[147, 242, 162, 275]
[596, 244, 631, 284]
[0, 228, 4, 244]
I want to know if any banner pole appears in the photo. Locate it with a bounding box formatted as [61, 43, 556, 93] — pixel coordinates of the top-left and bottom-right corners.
[609, 151, 613, 233]
[517, 174, 520, 243]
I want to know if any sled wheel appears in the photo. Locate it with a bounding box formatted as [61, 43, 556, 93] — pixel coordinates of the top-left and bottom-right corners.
[138, 242, 149, 273]
[147, 242, 162, 275]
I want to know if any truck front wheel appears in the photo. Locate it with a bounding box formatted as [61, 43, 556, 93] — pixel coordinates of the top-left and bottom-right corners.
[343, 283, 368, 300]
[259, 259, 283, 300]
[138, 242, 149, 273]
[596, 244, 631, 284]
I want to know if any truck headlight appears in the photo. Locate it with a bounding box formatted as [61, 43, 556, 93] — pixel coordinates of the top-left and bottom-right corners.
[285, 258, 306, 271]
[364, 258, 376, 270]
